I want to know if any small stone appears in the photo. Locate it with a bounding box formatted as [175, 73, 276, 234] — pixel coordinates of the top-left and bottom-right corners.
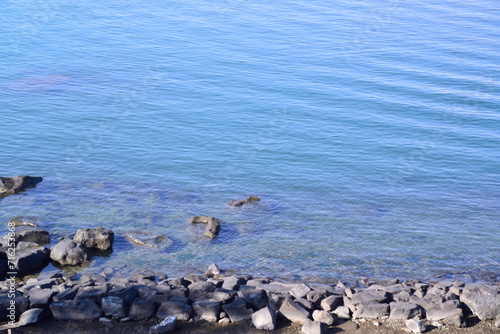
[406, 319, 426, 333]
[312, 310, 335, 325]
[150, 315, 177, 334]
[228, 196, 261, 207]
[252, 306, 276, 330]
[99, 317, 116, 328]
[332, 305, 351, 319]
[291, 284, 311, 299]
[494, 317, 500, 328]
[18, 308, 44, 326]
[301, 319, 327, 334]
[205, 263, 221, 277]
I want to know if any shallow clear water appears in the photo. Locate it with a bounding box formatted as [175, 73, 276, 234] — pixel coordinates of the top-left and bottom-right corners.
[1, 0, 499, 282]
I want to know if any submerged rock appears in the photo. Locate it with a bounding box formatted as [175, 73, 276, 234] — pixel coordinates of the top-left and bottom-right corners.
[228, 196, 261, 207]
[0, 176, 43, 197]
[190, 216, 221, 239]
[124, 231, 173, 249]
[73, 227, 114, 250]
[50, 239, 90, 266]
[7, 216, 40, 227]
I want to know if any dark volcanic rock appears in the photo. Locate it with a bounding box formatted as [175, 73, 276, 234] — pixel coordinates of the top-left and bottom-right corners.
[15, 246, 50, 275]
[222, 298, 253, 323]
[157, 301, 192, 321]
[14, 228, 50, 245]
[50, 239, 90, 266]
[129, 298, 156, 320]
[50, 299, 102, 321]
[73, 227, 114, 250]
[228, 196, 261, 207]
[0, 176, 43, 197]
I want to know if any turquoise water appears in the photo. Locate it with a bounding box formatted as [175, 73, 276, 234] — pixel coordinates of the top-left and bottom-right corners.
[1, 0, 499, 282]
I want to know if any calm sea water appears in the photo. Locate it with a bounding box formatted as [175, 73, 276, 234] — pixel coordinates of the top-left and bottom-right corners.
[1, 0, 499, 282]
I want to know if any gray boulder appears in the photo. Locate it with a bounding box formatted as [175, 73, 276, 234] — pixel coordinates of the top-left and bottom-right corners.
[301, 319, 327, 334]
[352, 303, 389, 319]
[157, 301, 192, 321]
[279, 297, 309, 324]
[389, 302, 422, 320]
[332, 306, 351, 319]
[29, 288, 54, 308]
[193, 301, 220, 323]
[73, 227, 114, 250]
[252, 306, 276, 330]
[426, 301, 461, 321]
[222, 298, 253, 323]
[443, 308, 465, 327]
[312, 310, 335, 325]
[406, 319, 426, 333]
[205, 263, 221, 277]
[291, 284, 311, 299]
[461, 291, 500, 320]
[320, 295, 343, 311]
[50, 239, 90, 266]
[129, 298, 156, 320]
[50, 299, 102, 320]
[102, 296, 127, 318]
[13, 228, 50, 245]
[15, 246, 50, 275]
[0, 176, 43, 197]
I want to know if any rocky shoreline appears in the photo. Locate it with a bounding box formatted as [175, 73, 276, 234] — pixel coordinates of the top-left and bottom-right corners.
[1, 269, 500, 333]
[1, 176, 499, 333]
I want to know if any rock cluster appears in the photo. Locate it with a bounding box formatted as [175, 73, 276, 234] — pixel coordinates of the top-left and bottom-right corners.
[228, 196, 261, 207]
[190, 216, 221, 239]
[0, 176, 43, 198]
[1, 270, 499, 333]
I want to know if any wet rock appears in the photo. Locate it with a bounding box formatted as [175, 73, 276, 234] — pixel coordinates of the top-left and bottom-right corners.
[102, 296, 127, 318]
[221, 298, 252, 323]
[406, 319, 426, 333]
[352, 302, 389, 319]
[12, 228, 50, 245]
[190, 216, 221, 239]
[124, 231, 173, 249]
[150, 315, 177, 333]
[301, 319, 327, 334]
[157, 301, 192, 321]
[279, 297, 309, 324]
[14, 246, 50, 275]
[320, 295, 343, 311]
[460, 291, 500, 320]
[252, 306, 276, 330]
[7, 216, 40, 227]
[389, 302, 422, 320]
[228, 196, 261, 207]
[50, 239, 90, 266]
[205, 263, 221, 277]
[193, 301, 220, 322]
[312, 310, 335, 325]
[0, 176, 43, 197]
[50, 299, 102, 321]
[129, 298, 156, 320]
[29, 288, 54, 308]
[73, 227, 114, 251]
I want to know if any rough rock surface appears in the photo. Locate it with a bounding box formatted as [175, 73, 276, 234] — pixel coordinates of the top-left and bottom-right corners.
[50, 239, 90, 266]
[190, 216, 221, 239]
[0, 176, 43, 197]
[73, 227, 114, 250]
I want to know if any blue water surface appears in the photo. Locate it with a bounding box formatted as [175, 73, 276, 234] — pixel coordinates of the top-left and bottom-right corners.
[1, 0, 499, 282]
